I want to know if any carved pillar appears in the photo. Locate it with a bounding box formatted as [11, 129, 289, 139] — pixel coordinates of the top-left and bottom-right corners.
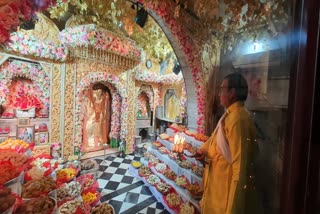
[50, 64, 62, 143]
[63, 63, 75, 157]
[126, 69, 135, 154]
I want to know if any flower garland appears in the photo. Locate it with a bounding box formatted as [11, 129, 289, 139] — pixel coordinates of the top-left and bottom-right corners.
[77, 73, 126, 97]
[159, 73, 184, 85]
[137, 93, 149, 118]
[6, 32, 68, 61]
[74, 72, 127, 148]
[110, 94, 121, 139]
[134, 70, 159, 83]
[143, 0, 206, 133]
[59, 24, 141, 59]
[0, 82, 9, 105]
[180, 83, 187, 114]
[120, 97, 128, 138]
[134, 69, 183, 85]
[0, 0, 57, 43]
[138, 85, 154, 109]
[0, 60, 50, 106]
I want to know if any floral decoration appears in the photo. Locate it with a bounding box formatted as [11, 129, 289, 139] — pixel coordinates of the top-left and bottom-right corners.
[134, 70, 158, 83]
[180, 83, 187, 115]
[0, 60, 50, 108]
[110, 94, 121, 139]
[138, 85, 154, 109]
[137, 93, 150, 119]
[48, 0, 175, 63]
[120, 97, 128, 138]
[74, 72, 128, 148]
[59, 24, 141, 59]
[6, 32, 68, 61]
[134, 69, 183, 85]
[0, 0, 57, 43]
[7, 79, 44, 110]
[0, 81, 9, 105]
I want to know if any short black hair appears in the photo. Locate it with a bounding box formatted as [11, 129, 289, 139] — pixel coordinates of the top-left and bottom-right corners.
[224, 73, 248, 101]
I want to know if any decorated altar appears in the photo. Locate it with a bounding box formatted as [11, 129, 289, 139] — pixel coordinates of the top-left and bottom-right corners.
[0, 13, 187, 159]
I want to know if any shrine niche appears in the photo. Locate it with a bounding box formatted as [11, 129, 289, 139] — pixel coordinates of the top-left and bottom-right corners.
[164, 89, 180, 121]
[0, 60, 50, 119]
[0, 58, 51, 144]
[136, 85, 154, 119]
[82, 83, 111, 152]
[137, 92, 150, 119]
[57, 23, 141, 156]
[6, 77, 46, 118]
[74, 72, 128, 153]
[136, 85, 154, 141]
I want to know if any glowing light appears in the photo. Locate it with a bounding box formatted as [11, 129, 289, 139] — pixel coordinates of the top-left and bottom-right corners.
[173, 134, 185, 153]
[253, 42, 259, 51]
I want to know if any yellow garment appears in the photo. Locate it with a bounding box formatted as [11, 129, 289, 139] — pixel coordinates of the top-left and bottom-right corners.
[200, 101, 258, 214]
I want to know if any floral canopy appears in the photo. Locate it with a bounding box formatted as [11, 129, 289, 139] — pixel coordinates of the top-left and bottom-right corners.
[59, 24, 142, 70]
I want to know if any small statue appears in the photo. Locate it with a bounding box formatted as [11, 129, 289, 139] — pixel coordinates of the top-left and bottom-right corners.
[118, 138, 126, 158]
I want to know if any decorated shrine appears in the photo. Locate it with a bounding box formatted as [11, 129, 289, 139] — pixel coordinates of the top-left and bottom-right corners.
[0, 11, 188, 158]
[0, 0, 317, 214]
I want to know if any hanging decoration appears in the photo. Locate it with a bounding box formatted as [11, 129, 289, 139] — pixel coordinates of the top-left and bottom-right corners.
[59, 24, 141, 70]
[5, 31, 68, 61]
[134, 69, 183, 85]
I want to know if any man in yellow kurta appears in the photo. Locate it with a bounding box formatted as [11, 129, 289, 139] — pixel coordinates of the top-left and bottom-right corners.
[197, 73, 258, 214]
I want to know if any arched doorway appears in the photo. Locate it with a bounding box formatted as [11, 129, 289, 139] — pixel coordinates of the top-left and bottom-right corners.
[127, 0, 202, 131]
[82, 83, 112, 152]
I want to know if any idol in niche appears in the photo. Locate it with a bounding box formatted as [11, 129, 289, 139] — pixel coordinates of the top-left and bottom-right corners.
[82, 84, 111, 152]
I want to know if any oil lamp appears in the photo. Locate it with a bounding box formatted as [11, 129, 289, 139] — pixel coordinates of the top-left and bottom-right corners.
[172, 134, 185, 160]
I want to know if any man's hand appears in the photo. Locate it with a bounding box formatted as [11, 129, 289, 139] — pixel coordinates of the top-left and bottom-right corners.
[195, 149, 206, 166]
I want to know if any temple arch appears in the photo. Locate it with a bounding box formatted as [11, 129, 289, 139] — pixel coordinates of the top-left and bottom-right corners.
[126, 1, 204, 132]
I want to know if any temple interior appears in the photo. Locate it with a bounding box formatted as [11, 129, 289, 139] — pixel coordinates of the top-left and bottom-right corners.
[0, 0, 319, 213]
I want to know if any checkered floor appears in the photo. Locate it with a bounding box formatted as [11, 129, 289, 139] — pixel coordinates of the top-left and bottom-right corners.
[95, 154, 170, 214]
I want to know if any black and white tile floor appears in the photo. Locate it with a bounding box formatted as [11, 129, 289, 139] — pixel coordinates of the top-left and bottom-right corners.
[95, 154, 170, 214]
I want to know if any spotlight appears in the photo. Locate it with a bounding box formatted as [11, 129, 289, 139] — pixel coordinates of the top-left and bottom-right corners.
[173, 63, 181, 75]
[135, 7, 148, 28]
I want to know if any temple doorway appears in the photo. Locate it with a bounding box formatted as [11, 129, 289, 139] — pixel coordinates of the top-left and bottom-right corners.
[82, 83, 112, 152]
[139, 128, 148, 141]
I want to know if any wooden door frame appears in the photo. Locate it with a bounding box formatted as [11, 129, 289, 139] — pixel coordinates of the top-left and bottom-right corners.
[281, 0, 320, 213]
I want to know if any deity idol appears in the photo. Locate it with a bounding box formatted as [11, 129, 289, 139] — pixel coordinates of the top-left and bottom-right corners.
[166, 94, 180, 120]
[82, 86, 110, 151]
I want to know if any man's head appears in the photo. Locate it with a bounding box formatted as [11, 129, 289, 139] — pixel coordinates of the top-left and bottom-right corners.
[219, 73, 248, 108]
